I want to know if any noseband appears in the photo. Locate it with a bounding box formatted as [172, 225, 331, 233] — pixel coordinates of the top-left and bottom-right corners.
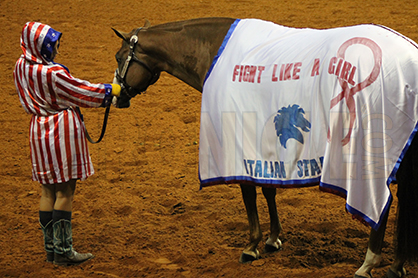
[116, 27, 159, 98]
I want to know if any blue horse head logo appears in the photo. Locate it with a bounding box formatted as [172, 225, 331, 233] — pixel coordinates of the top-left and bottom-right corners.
[274, 104, 311, 149]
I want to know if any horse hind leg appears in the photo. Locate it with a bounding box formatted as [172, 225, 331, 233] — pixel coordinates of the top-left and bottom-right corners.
[239, 184, 262, 263]
[261, 187, 282, 253]
[354, 210, 389, 278]
[385, 202, 406, 278]
[386, 258, 407, 278]
[386, 132, 418, 278]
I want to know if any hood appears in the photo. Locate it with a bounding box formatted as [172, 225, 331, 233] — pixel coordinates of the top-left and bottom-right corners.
[20, 22, 62, 64]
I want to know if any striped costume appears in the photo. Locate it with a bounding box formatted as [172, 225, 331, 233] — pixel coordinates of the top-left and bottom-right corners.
[14, 22, 113, 184]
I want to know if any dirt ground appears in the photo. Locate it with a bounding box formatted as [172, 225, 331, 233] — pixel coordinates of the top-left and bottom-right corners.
[2, 0, 418, 277]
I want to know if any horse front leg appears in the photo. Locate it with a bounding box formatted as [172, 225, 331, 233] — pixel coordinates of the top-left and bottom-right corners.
[261, 187, 282, 253]
[354, 210, 389, 278]
[239, 183, 262, 263]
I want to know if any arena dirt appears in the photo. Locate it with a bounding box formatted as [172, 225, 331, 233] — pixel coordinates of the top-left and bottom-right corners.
[1, 0, 418, 277]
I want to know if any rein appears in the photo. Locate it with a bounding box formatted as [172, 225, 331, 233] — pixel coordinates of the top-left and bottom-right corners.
[76, 106, 110, 144]
[78, 28, 154, 144]
[116, 27, 159, 98]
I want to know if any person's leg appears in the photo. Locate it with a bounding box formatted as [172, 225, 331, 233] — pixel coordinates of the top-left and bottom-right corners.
[39, 184, 56, 262]
[53, 179, 76, 212]
[40, 184, 56, 211]
[52, 179, 75, 256]
[52, 179, 93, 266]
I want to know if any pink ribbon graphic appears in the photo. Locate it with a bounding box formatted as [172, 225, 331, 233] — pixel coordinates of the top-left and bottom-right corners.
[328, 37, 382, 145]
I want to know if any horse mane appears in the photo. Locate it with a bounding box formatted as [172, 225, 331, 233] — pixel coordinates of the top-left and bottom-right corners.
[148, 17, 235, 32]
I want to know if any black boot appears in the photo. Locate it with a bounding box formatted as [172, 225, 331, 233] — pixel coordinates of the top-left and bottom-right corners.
[40, 219, 54, 263]
[53, 219, 94, 266]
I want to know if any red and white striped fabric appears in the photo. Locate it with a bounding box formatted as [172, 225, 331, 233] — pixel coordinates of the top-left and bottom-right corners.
[14, 22, 112, 184]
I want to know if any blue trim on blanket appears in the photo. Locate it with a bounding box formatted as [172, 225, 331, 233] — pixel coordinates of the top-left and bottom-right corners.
[203, 19, 241, 85]
[199, 121, 418, 230]
[319, 181, 392, 230]
[387, 121, 418, 185]
[200, 175, 321, 188]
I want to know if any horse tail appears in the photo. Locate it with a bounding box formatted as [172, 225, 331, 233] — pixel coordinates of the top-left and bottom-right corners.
[395, 133, 418, 261]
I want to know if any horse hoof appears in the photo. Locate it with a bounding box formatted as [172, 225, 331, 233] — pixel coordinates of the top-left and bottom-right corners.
[353, 274, 372, 278]
[263, 239, 282, 254]
[239, 250, 260, 264]
[263, 244, 281, 253]
[385, 268, 407, 278]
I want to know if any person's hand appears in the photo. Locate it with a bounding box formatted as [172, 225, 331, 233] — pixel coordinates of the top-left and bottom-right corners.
[111, 84, 121, 97]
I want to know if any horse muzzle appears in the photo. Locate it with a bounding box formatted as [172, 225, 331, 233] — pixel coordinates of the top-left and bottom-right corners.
[112, 69, 131, 108]
[113, 95, 131, 108]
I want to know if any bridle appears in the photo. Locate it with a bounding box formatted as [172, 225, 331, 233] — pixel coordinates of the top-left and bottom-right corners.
[115, 27, 160, 98]
[78, 28, 159, 144]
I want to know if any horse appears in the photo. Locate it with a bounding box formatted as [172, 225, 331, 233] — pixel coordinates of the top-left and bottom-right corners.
[112, 17, 418, 278]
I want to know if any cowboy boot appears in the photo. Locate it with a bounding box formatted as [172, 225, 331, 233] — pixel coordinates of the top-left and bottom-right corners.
[40, 219, 54, 263]
[53, 219, 94, 266]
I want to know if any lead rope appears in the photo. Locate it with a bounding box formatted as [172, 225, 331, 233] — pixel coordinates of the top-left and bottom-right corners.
[76, 106, 110, 144]
[79, 28, 142, 144]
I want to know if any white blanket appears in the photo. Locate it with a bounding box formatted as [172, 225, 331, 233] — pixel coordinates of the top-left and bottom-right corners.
[200, 19, 418, 230]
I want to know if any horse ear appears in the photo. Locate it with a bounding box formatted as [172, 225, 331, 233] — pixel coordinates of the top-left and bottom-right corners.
[112, 28, 129, 42]
[144, 19, 151, 28]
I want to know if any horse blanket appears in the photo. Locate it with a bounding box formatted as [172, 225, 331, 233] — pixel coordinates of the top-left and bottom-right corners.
[199, 19, 418, 230]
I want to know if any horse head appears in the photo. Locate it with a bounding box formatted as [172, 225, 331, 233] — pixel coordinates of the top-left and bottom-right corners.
[112, 20, 160, 108]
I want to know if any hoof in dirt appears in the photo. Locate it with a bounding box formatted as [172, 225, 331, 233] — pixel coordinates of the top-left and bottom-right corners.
[239, 250, 260, 264]
[385, 268, 407, 278]
[263, 239, 282, 254]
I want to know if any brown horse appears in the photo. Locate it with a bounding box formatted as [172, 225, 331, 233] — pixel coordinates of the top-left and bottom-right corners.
[112, 18, 418, 278]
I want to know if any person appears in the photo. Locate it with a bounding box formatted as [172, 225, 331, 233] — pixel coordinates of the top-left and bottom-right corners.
[13, 22, 121, 266]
